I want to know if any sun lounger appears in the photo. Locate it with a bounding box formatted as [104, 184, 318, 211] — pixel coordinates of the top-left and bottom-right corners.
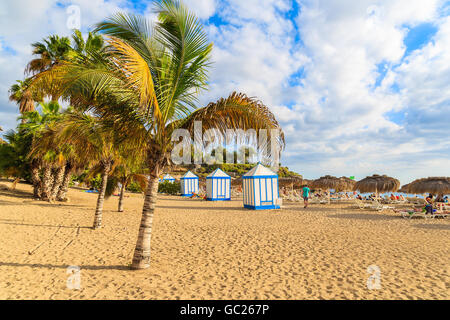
[353, 199, 373, 209]
[395, 209, 435, 219]
[433, 211, 449, 219]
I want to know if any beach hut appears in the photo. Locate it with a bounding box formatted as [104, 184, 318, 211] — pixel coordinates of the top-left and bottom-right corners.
[180, 171, 199, 196]
[206, 168, 231, 201]
[161, 174, 176, 183]
[243, 163, 280, 210]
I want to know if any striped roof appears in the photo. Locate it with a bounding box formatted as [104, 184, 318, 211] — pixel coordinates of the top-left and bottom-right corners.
[207, 168, 230, 178]
[243, 163, 277, 177]
[181, 171, 198, 179]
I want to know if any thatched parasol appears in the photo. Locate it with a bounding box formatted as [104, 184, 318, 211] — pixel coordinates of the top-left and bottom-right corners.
[353, 174, 400, 196]
[312, 175, 342, 204]
[279, 176, 303, 190]
[404, 177, 450, 196]
[398, 183, 410, 194]
[338, 177, 356, 192]
[312, 175, 343, 189]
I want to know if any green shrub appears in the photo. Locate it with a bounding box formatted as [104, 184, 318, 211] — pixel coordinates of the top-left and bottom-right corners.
[127, 181, 143, 193]
[158, 180, 180, 195]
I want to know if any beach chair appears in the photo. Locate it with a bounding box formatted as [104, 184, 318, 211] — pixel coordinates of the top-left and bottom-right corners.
[363, 200, 394, 211]
[353, 199, 372, 209]
[433, 211, 449, 219]
[396, 209, 435, 219]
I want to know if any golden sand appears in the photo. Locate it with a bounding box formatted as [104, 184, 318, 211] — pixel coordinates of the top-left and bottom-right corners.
[0, 182, 448, 300]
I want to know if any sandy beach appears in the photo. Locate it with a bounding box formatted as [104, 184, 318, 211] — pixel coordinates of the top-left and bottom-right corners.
[0, 182, 448, 300]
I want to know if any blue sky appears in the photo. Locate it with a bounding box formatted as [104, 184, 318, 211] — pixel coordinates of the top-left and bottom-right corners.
[0, 0, 449, 184]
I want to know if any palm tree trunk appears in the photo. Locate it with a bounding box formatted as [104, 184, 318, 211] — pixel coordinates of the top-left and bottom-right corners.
[30, 160, 41, 199]
[93, 163, 111, 229]
[50, 164, 65, 201]
[40, 166, 53, 201]
[57, 164, 73, 202]
[118, 181, 126, 212]
[131, 165, 160, 270]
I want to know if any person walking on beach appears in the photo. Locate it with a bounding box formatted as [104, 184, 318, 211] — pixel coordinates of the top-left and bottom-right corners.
[302, 184, 310, 208]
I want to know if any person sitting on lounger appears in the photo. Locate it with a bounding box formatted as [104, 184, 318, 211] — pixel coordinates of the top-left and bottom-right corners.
[424, 195, 434, 215]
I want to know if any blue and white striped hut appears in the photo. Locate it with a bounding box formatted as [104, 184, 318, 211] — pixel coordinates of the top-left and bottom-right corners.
[161, 174, 176, 183]
[180, 171, 199, 196]
[206, 168, 231, 201]
[243, 163, 280, 210]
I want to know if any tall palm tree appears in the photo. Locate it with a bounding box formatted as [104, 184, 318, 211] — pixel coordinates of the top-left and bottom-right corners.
[55, 112, 120, 228]
[113, 162, 148, 212]
[30, 0, 284, 269]
[21, 101, 64, 199]
[26, 35, 71, 75]
[9, 79, 42, 117]
[71, 29, 104, 55]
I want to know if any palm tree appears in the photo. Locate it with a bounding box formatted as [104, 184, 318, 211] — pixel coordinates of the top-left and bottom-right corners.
[55, 112, 120, 228]
[9, 79, 42, 118]
[26, 35, 71, 75]
[21, 101, 63, 199]
[113, 162, 148, 212]
[71, 29, 104, 55]
[30, 0, 284, 269]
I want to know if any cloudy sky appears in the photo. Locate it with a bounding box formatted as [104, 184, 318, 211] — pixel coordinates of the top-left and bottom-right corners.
[0, 0, 449, 183]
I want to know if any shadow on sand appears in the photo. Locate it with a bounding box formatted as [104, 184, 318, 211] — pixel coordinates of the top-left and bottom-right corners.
[0, 189, 91, 210]
[156, 205, 248, 212]
[0, 189, 33, 199]
[0, 261, 129, 271]
[414, 223, 450, 231]
[327, 213, 399, 221]
[0, 219, 91, 229]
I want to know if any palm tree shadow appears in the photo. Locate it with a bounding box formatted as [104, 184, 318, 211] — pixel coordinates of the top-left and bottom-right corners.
[19, 201, 91, 209]
[157, 205, 247, 211]
[0, 189, 90, 209]
[0, 200, 20, 206]
[0, 189, 33, 199]
[0, 219, 91, 229]
[0, 261, 129, 271]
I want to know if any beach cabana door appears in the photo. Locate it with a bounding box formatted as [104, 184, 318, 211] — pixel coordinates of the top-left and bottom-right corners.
[215, 178, 227, 199]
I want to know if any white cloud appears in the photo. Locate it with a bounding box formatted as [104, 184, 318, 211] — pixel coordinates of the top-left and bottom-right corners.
[0, 0, 128, 134]
[182, 0, 217, 19]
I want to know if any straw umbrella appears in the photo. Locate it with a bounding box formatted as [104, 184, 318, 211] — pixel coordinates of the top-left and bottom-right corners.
[353, 174, 400, 199]
[405, 177, 450, 208]
[279, 176, 303, 190]
[398, 183, 410, 194]
[405, 177, 450, 195]
[312, 175, 342, 204]
[338, 177, 356, 192]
